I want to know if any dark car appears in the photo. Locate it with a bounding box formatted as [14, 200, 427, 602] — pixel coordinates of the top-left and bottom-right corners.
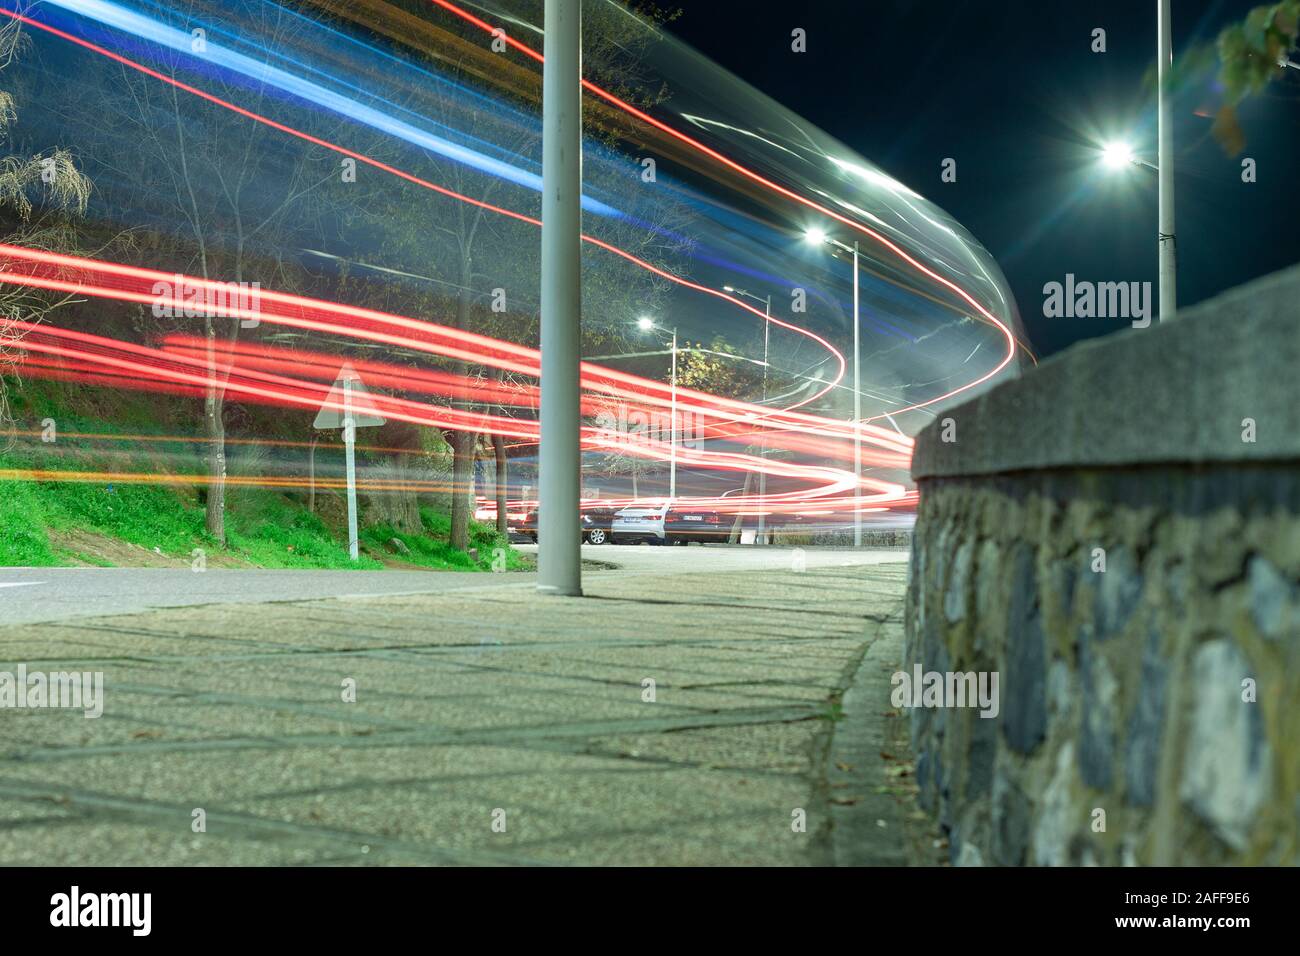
[516, 508, 539, 542]
[664, 505, 728, 544]
[519, 507, 616, 545]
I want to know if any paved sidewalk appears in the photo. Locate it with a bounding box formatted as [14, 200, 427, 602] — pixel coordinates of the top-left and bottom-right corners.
[0, 552, 928, 865]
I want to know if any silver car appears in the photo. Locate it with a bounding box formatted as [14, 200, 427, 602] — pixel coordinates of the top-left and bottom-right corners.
[610, 503, 669, 544]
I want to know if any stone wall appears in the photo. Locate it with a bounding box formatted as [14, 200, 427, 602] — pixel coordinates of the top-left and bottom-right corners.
[904, 267, 1300, 866]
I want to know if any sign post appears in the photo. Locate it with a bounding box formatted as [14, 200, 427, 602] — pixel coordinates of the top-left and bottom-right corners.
[314, 364, 385, 561]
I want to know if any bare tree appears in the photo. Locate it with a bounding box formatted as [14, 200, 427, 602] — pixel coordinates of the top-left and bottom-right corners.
[105, 1, 347, 544]
[0, 16, 91, 433]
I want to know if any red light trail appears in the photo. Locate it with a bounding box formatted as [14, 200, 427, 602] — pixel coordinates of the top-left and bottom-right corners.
[0, 4, 846, 423]
[0, 0, 1026, 519]
[0, 246, 907, 510]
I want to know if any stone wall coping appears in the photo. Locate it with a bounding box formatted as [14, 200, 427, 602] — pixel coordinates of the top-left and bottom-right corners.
[912, 264, 1300, 480]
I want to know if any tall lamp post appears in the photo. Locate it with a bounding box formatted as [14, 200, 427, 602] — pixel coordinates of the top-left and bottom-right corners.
[724, 285, 772, 544]
[1157, 0, 1176, 320]
[1098, 133, 1174, 323]
[1101, 0, 1177, 322]
[805, 227, 863, 548]
[637, 316, 678, 500]
[537, 0, 582, 597]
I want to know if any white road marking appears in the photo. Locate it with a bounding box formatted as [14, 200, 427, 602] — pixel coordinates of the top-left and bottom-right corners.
[0, 582, 44, 589]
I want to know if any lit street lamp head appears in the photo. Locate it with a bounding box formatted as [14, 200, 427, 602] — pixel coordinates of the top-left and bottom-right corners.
[804, 226, 828, 245]
[636, 315, 655, 331]
[1100, 140, 1135, 170]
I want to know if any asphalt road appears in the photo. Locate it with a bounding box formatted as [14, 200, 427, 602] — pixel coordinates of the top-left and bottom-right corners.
[0, 544, 930, 866]
[0, 545, 906, 625]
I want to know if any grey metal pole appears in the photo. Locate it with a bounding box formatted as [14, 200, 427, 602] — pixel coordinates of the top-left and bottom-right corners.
[756, 296, 770, 545]
[1157, 0, 1177, 320]
[343, 377, 359, 561]
[852, 240, 862, 548]
[669, 327, 678, 501]
[537, 0, 582, 596]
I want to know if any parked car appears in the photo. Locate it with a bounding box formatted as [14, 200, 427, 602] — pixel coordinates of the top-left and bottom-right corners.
[664, 505, 728, 544]
[517, 507, 616, 545]
[582, 507, 616, 545]
[610, 503, 669, 544]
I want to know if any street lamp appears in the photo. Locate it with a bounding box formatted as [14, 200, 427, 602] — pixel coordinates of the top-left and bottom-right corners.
[1157, 0, 1177, 321]
[1098, 140, 1157, 172]
[636, 317, 678, 500]
[805, 227, 863, 548]
[1093, 1, 1177, 322]
[724, 285, 773, 544]
[1100, 140, 1135, 170]
[1097, 133, 1173, 321]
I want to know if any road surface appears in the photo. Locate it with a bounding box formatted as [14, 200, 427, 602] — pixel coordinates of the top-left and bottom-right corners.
[0, 545, 933, 866]
[0, 545, 906, 625]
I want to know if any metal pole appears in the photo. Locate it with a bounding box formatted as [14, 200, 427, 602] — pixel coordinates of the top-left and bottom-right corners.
[1157, 0, 1177, 320]
[756, 296, 770, 545]
[852, 241, 862, 548]
[343, 377, 358, 561]
[537, 0, 582, 596]
[669, 327, 678, 501]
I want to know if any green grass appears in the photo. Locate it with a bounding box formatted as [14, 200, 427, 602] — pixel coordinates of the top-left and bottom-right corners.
[40, 470, 209, 556]
[362, 523, 476, 570]
[0, 478, 61, 566]
[57, 549, 116, 568]
[0, 432, 520, 572]
[227, 501, 384, 570]
[357, 508, 529, 572]
[0, 381, 524, 570]
[424, 506, 530, 571]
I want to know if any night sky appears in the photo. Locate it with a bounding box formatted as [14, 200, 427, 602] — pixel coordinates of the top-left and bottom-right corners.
[668, 0, 1300, 357]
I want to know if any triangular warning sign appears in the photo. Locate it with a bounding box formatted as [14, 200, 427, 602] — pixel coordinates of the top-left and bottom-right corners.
[313, 364, 387, 429]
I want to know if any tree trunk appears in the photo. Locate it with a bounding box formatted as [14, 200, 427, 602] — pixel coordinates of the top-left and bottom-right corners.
[368, 450, 423, 534]
[450, 429, 474, 550]
[368, 422, 423, 534]
[449, 252, 474, 551]
[204, 389, 226, 544]
[203, 321, 227, 545]
[493, 432, 508, 535]
[631, 470, 638, 500]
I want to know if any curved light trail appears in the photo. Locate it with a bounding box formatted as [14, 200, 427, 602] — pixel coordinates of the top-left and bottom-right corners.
[0, 5, 847, 420]
[0, 245, 908, 509]
[0, 0, 1027, 526]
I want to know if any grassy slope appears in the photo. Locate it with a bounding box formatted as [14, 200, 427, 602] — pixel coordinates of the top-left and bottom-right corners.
[0, 383, 523, 572]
